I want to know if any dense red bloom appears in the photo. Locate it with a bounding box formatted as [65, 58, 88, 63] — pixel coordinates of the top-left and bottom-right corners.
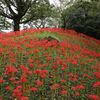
[35, 80, 43, 87]
[20, 74, 28, 83]
[31, 87, 38, 92]
[34, 69, 41, 75]
[61, 65, 67, 70]
[83, 74, 92, 79]
[20, 65, 32, 75]
[51, 84, 60, 90]
[88, 94, 100, 100]
[21, 96, 29, 100]
[0, 76, 5, 83]
[93, 81, 100, 87]
[5, 65, 17, 75]
[5, 86, 11, 90]
[60, 79, 66, 83]
[41, 69, 48, 74]
[40, 73, 47, 78]
[72, 85, 85, 90]
[12, 88, 23, 98]
[60, 90, 68, 95]
[93, 72, 100, 79]
[72, 59, 78, 66]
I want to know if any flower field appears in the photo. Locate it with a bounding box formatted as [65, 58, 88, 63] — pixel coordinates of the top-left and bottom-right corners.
[0, 28, 100, 100]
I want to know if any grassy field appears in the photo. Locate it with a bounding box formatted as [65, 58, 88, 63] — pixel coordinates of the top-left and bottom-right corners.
[0, 28, 100, 100]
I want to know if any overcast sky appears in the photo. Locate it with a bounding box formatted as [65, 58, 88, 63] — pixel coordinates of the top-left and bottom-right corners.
[49, 0, 60, 6]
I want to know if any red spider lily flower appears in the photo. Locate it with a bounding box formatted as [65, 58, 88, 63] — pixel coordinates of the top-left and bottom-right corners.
[9, 77, 15, 81]
[20, 65, 32, 75]
[93, 82, 100, 88]
[60, 79, 66, 83]
[51, 84, 60, 90]
[87, 94, 100, 100]
[72, 85, 85, 90]
[93, 72, 100, 79]
[20, 75, 28, 83]
[34, 49, 39, 53]
[35, 80, 43, 87]
[5, 65, 17, 75]
[30, 87, 38, 92]
[21, 96, 29, 100]
[0, 76, 5, 83]
[29, 64, 34, 68]
[46, 56, 52, 61]
[40, 73, 47, 78]
[28, 59, 33, 63]
[16, 85, 23, 89]
[34, 69, 41, 75]
[41, 69, 48, 74]
[72, 60, 78, 66]
[61, 65, 67, 70]
[60, 90, 68, 95]
[12, 88, 23, 98]
[83, 74, 92, 79]
[45, 42, 52, 47]
[5, 86, 12, 90]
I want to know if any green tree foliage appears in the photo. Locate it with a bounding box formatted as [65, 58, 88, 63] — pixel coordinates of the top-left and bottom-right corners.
[0, 16, 11, 31]
[21, 0, 55, 28]
[61, 0, 100, 39]
[0, 0, 53, 31]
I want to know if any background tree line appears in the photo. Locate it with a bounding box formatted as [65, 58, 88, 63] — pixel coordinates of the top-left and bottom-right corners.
[0, 0, 100, 39]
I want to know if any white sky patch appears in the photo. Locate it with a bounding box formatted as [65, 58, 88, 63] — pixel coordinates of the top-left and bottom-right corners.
[49, 0, 60, 6]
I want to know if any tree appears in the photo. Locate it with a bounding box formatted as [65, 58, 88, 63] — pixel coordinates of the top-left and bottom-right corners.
[21, 0, 55, 28]
[61, 0, 100, 39]
[0, 16, 11, 31]
[0, 0, 42, 31]
[57, 0, 74, 28]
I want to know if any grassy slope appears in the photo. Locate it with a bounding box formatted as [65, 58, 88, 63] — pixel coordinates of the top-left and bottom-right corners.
[0, 28, 100, 100]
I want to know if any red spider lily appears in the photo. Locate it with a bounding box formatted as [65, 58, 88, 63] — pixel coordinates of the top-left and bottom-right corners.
[61, 64, 68, 70]
[5, 86, 12, 90]
[41, 69, 48, 74]
[29, 64, 34, 68]
[20, 74, 28, 83]
[60, 79, 66, 83]
[5, 65, 17, 75]
[20, 65, 32, 75]
[68, 73, 78, 82]
[60, 90, 68, 95]
[93, 72, 100, 79]
[35, 80, 43, 87]
[28, 59, 34, 63]
[30, 87, 38, 92]
[0, 76, 5, 83]
[50, 84, 60, 90]
[93, 82, 100, 88]
[87, 94, 100, 100]
[21, 96, 29, 100]
[83, 74, 92, 79]
[72, 59, 78, 66]
[12, 88, 23, 99]
[40, 73, 47, 79]
[72, 85, 85, 90]
[46, 56, 52, 61]
[34, 69, 41, 75]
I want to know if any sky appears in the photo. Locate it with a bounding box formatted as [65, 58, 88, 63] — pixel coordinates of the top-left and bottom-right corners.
[49, 0, 60, 6]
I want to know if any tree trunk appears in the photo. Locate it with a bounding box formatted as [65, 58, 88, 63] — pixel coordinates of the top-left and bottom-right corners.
[13, 18, 20, 31]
